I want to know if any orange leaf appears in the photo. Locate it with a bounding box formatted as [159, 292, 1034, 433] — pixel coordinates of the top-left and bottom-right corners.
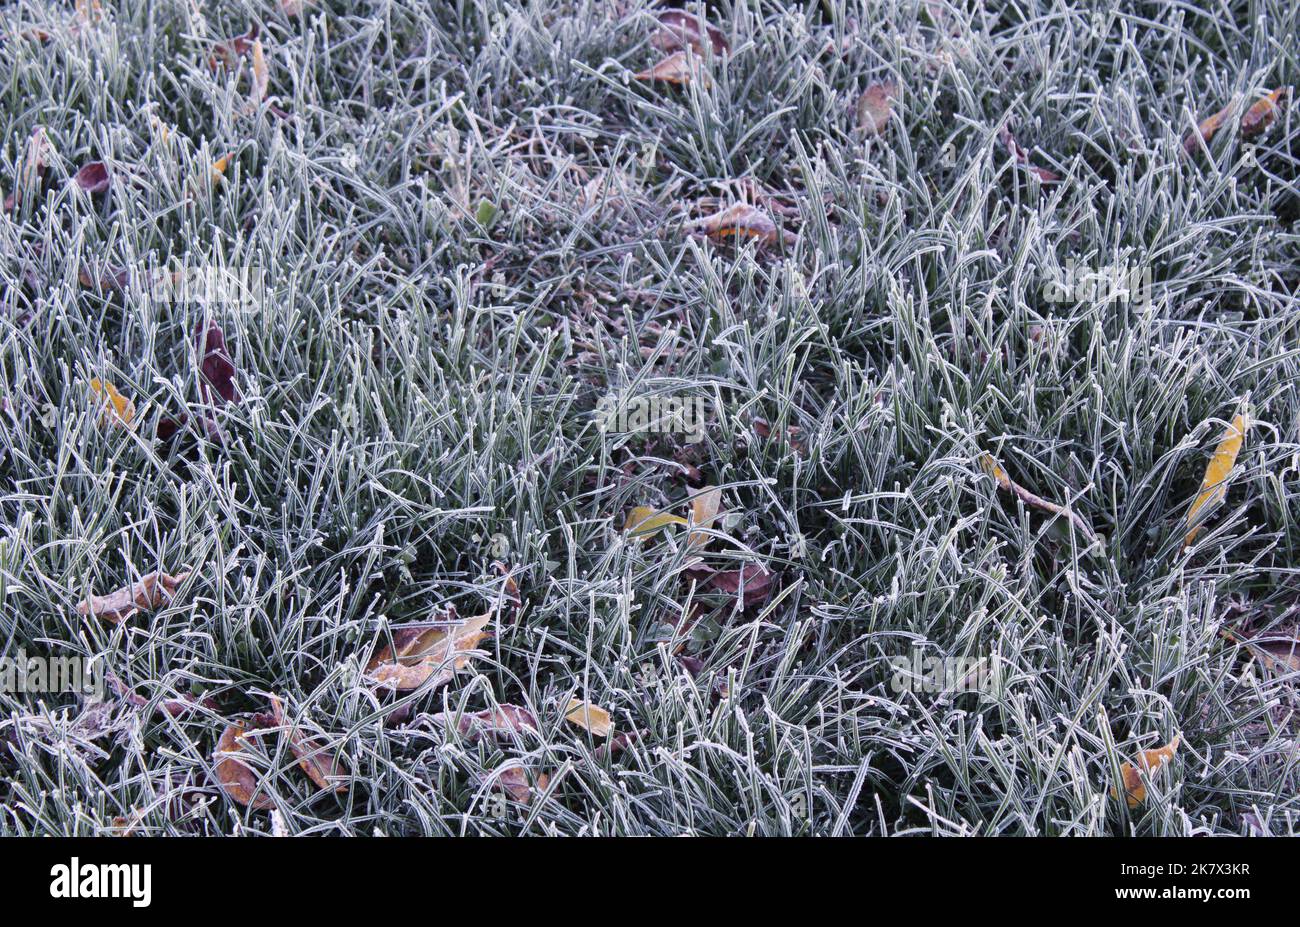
[89, 377, 135, 428]
[635, 51, 707, 87]
[1241, 88, 1287, 138]
[214, 719, 274, 809]
[689, 202, 794, 247]
[76, 571, 191, 624]
[1111, 735, 1180, 808]
[650, 10, 728, 57]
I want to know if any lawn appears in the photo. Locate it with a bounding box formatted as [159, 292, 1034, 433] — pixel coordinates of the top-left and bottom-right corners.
[1, 0, 1298, 836]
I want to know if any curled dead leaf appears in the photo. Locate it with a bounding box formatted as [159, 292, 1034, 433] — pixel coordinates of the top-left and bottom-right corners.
[214, 719, 274, 809]
[493, 764, 549, 804]
[196, 319, 241, 406]
[635, 51, 707, 87]
[650, 10, 728, 57]
[688, 485, 721, 549]
[431, 704, 538, 742]
[76, 571, 191, 624]
[209, 24, 259, 71]
[625, 506, 688, 538]
[72, 161, 110, 194]
[688, 202, 795, 247]
[856, 81, 896, 135]
[366, 611, 493, 691]
[565, 698, 613, 737]
[89, 377, 135, 428]
[1111, 735, 1180, 808]
[998, 126, 1060, 183]
[269, 695, 348, 793]
[1241, 88, 1287, 137]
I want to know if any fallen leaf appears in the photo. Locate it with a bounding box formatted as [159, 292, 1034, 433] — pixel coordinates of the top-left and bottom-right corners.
[196, 319, 241, 406]
[1111, 735, 1180, 808]
[430, 704, 538, 742]
[752, 417, 807, 455]
[367, 611, 493, 691]
[209, 24, 259, 71]
[688, 202, 795, 247]
[106, 674, 219, 718]
[250, 39, 269, 102]
[635, 51, 707, 86]
[74, 0, 102, 27]
[212, 153, 232, 181]
[1183, 100, 1234, 156]
[1221, 627, 1300, 676]
[78, 264, 131, 291]
[980, 452, 1100, 547]
[565, 698, 613, 737]
[625, 506, 688, 538]
[650, 10, 728, 56]
[72, 161, 110, 194]
[1241, 87, 1287, 138]
[214, 719, 274, 809]
[76, 571, 191, 624]
[494, 765, 549, 804]
[688, 486, 722, 549]
[269, 695, 348, 793]
[1185, 404, 1249, 548]
[89, 377, 135, 428]
[699, 562, 775, 610]
[594, 730, 641, 761]
[856, 81, 896, 134]
[998, 126, 1060, 183]
[281, 0, 309, 15]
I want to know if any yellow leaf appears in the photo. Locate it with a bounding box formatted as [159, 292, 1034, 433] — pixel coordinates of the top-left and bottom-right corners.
[625, 506, 688, 538]
[1111, 735, 1180, 808]
[1185, 405, 1248, 548]
[212, 153, 231, 180]
[565, 698, 613, 737]
[89, 377, 135, 428]
[688, 485, 721, 549]
[979, 452, 1012, 491]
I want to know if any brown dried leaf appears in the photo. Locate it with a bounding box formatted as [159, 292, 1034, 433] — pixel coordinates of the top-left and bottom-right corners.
[650, 10, 728, 56]
[214, 719, 274, 809]
[269, 695, 348, 793]
[635, 51, 706, 86]
[4, 127, 50, 212]
[856, 81, 896, 134]
[107, 674, 219, 718]
[564, 698, 614, 737]
[998, 126, 1060, 183]
[76, 571, 191, 624]
[705, 563, 775, 610]
[209, 24, 259, 71]
[494, 765, 550, 804]
[431, 704, 538, 742]
[689, 202, 794, 247]
[72, 161, 110, 194]
[366, 611, 492, 691]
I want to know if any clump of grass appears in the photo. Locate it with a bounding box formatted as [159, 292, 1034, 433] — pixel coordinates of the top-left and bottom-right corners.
[1, 0, 1298, 835]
